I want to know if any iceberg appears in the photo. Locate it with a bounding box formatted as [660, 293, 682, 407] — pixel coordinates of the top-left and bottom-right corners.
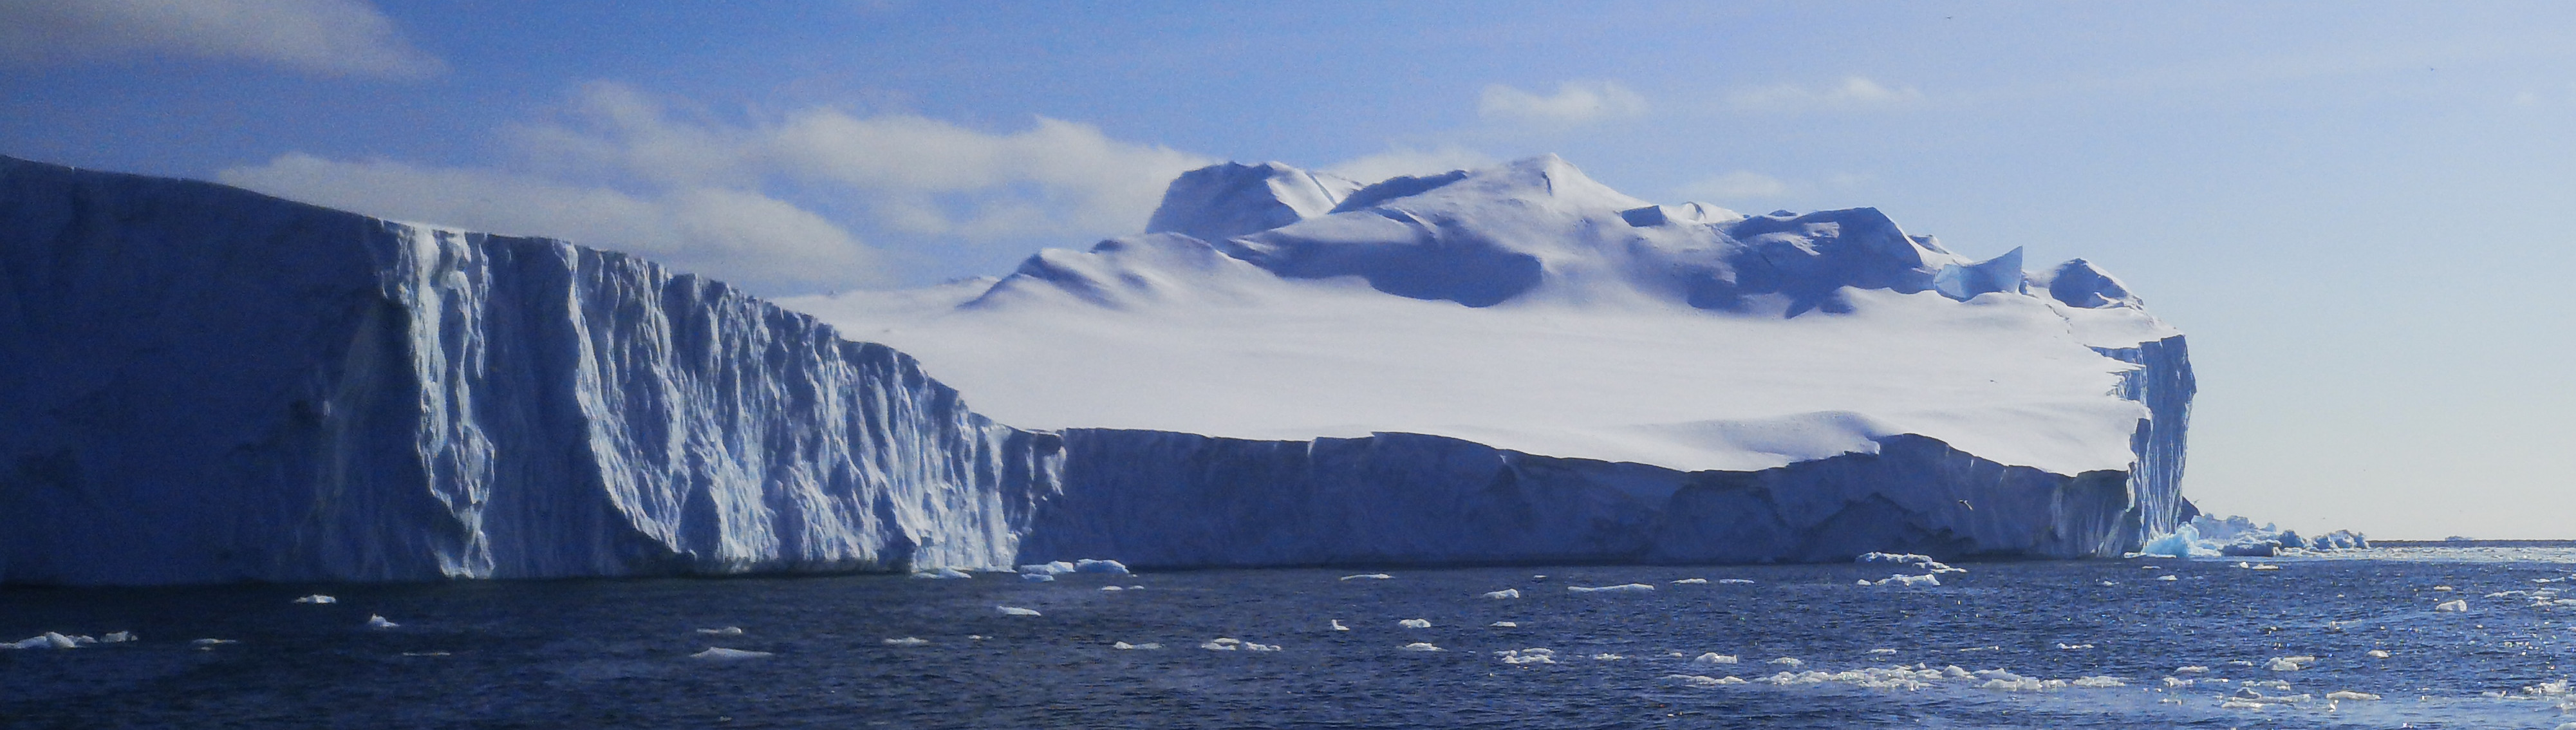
[1, 153, 2199, 583]
[2139, 515, 2368, 558]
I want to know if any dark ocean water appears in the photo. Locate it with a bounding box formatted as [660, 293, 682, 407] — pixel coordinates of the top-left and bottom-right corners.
[5, 546, 2574, 729]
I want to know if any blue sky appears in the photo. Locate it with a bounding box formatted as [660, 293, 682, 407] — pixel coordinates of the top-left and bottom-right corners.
[7, 1, 2576, 538]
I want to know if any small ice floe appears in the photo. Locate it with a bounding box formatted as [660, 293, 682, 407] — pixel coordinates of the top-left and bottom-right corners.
[1022, 573, 1055, 582]
[2096, 581, 2118, 586]
[1768, 657, 1804, 667]
[366, 614, 400, 630]
[2226, 660, 2256, 667]
[1488, 621, 1518, 628]
[2140, 565, 2161, 570]
[2071, 676, 2126, 688]
[1018, 561, 1077, 576]
[995, 606, 1042, 616]
[99, 632, 134, 643]
[690, 647, 773, 660]
[2174, 666, 2209, 673]
[292, 594, 337, 604]
[1330, 619, 1350, 632]
[1592, 653, 1623, 660]
[1693, 653, 1739, 664]
[4, 633, 82, 650]
[1958, 645, 2001, 652]
[1127, 585, 1144, 590]
[2434, 599, 2469, 613]
[1672, 578, 1709, 585]
[1403, 642, 1444, 652]
[1495, 648, 1556, 664]
[2054, 643, 2095, 650]
[2250, 564, 2281, 571]
[2325, 690, 2381, 700]
[2432, 585, 2454, 592]
[1868, 574, 1940, 587]
[911, 567, 973, 579]
[190, 638, 235, 648]
[2526, 679, 2573, 697]
[2366, 650, 2391, 658]
[1099, 586, 1121, 591]
[1074, 559, 1130, 575]
[1483, 588, 1520, 599]
[1664, 674, 1746, 687]
[1199, 637, 1277, 651]
[1112, 641, 1162, 650]
[2264, 655, 2317, 671]
[1340, 574, 1394, 581]
[1856, 552, 1966, 574]
[696, 626, 744, 637]
[1567, 583, 1654, 593]
[969, 635, 985, 641]
[1715, 579, 1755, 585]
[1867, 648, 1897, 655]
[2163, 677, 2194, 688]
[882, 637, 929, 646]
[1399, 619, 1432, 629]
[1977, 671, 2070, 693]
[2157, 575, 2179, 581]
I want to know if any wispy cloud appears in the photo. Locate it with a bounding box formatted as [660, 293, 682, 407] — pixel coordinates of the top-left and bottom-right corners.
[1727, 76, 1923, 113]
[0, 0, 445, 79]
[1477, 80, 1649, 126]
[216, 82, 1213, 293]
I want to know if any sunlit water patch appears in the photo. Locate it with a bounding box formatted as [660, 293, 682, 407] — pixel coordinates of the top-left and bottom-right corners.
[5, 545, 2574, 728]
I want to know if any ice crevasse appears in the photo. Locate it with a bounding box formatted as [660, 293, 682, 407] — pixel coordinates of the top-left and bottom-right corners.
[0, 154, 2196, 584]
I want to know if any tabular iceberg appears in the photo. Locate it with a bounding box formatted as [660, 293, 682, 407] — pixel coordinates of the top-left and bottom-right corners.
[793, 155, 2198, 566]
[0, 156, 1059, 584]
[1, 151, 2196, 585]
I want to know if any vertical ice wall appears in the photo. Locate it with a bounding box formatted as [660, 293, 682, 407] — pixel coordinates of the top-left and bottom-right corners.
[0, 156, 1061, 585]
[2097, 335, 2198, 536]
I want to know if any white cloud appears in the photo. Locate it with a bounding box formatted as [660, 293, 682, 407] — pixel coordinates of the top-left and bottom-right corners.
[1477, 80, 1649, 126]
[1727, 76, 1923, 112]
[1677, 171, 1791, 201]
[1324, 145, 1498, 184]
[217, 154, 881, 290]
[0, 0, 445, 79]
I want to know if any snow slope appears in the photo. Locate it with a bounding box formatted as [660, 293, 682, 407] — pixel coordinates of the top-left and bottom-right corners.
[0, 156, 1059, 585]
[788, 156, 2197, 563]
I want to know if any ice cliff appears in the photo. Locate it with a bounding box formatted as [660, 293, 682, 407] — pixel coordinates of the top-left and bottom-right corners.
[0, 156, 1059, 585]
[798, 156, 2200, 566]
[1, 153, 2196, 584]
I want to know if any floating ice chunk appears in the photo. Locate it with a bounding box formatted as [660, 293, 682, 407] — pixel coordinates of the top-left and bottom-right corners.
[1869, 574, 1940, 587]
[2226, 660, 2255, 667]
[882, 637, 928, 646]
[191, 638, 234, 646]
[2218, 700, 2264, 710]
[292, 594, 337, 604]
[2432, 585, 2453, 592]
[1201, 638, 1241, 650]
[1978, 673, 2069, 692]
[1489, 621, 1517, 628]
[1496, 648, 1557, 664]
[1099, 586, 1121, 591]
[1567, 583, 1654, 593]
[2325, 690, 2380, 700]
[2434, 599, 2469, 613]
[911, 567, 973, 579]
[1944, 666, 1972, 679]
[996, 606, 1042, 616]
[1022, 573, 1055, 582]
[1018, 561, 1077, 576]
[2265, 655, 2317, 671]
[366, 615, 399, 630]
[691, 647, 773, 660]
[1340, 574, 1394, 581]
[1484, 588, 1521, 599]
[1399, 619, 1432, 628]
[2248, 564, 2280, 571]
[1074, 559, 1131, 575]
[1867, 648, 1897, 655]
[1330, 619, 1349, 632]
[1694, 653, 1741, 664]
[2366, 650, 2390, 659]
[2174, 665, 2208, 673]
[2140, 565, 2160, 570]
[2163, 677, 2194, 688]
[4, 633, 79, 650]
[2157, 575, 2178, 581]
[1244, 642, 1281, 651]
[1664, 674, 1744, 687]
[1113, 641, 1162, 650]
[1592, 653, 1623, 660]
[2055, 643, 2094, 650]
[1672, 578, 1709, 585]
[2071, 676, 2125, 688]
[99, 632, 134, 643]
[1403, 642, 1444, 652]
[1768, 657, 1804, 667]
[696, 626, 744, 637]
[1856, 553, 1964, 573]
[2528, 680, 2573, 697]
[1128, 585, 1143, 590]
[1715, 579, 1756, 585]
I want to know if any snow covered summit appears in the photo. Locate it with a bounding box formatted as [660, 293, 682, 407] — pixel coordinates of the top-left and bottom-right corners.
[785, 156, 2198, 565]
